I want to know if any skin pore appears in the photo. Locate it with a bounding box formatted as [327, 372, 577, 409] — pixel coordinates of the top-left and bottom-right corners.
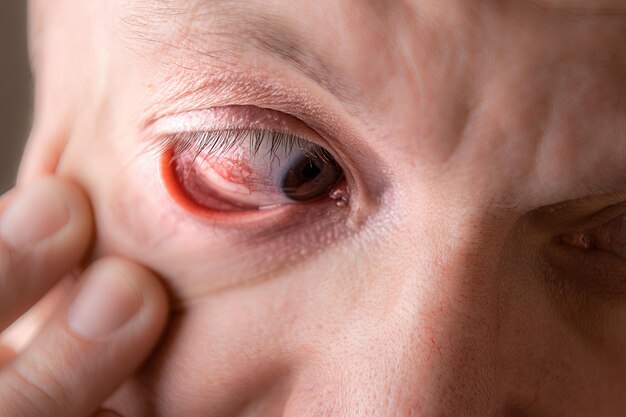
[20, 0, 626, 415]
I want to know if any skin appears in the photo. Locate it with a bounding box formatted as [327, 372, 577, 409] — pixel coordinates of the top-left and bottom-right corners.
[2, 0, 626, 415]
[0, 177, 168, 417]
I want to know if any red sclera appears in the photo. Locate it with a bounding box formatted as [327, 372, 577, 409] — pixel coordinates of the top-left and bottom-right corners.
[161, 148, 256, 214]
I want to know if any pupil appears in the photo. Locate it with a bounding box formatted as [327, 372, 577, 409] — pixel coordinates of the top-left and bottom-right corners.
[301, 160, 321, 181]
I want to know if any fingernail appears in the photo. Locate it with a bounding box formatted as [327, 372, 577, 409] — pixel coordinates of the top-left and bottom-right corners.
[0, 182, 70, 247]
[68, 266, 142, 339]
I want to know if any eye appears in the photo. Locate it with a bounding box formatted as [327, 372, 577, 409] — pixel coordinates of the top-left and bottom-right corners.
[162, 129, 345, 212]
[560, 213, 626, 258]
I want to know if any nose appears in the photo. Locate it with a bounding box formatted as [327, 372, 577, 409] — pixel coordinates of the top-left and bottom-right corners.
[281, 211, 517, 417]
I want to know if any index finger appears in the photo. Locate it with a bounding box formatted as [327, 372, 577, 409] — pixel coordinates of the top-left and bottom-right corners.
[0, 177, 93, 331]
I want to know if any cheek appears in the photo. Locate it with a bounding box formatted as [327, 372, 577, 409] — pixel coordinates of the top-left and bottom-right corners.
[107, 255, 385, 416]
[96, 160, 178, 256]
[130, 303, 295, 416]
[101, 240, 454, 416]
[59, 137, 175, 258]
[54, 128, 626, 415]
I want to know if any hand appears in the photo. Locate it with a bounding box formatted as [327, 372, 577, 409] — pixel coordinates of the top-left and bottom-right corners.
[0, 177, 168, 417]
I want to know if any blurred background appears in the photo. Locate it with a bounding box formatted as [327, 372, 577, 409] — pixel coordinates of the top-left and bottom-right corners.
[0, 1, 31, 193]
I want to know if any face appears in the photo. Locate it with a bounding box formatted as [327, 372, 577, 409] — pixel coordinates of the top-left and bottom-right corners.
[23, 0, 626, 415]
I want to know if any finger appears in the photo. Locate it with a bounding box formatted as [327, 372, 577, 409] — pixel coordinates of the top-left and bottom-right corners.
[0, 276, 74, 359]
[0, 345, 15, 368]
[0, 177, 93, 330]
[0, 257, 168, 417]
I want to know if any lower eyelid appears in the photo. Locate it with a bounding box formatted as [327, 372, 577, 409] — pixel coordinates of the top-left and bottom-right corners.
[544, 241, 626, 302]
[161, 148, 251, 213]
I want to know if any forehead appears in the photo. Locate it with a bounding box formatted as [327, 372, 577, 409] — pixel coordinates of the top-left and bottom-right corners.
[119, 0, 626, 103]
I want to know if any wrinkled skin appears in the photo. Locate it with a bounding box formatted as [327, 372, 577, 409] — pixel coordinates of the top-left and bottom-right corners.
[22, 0, 626, 415]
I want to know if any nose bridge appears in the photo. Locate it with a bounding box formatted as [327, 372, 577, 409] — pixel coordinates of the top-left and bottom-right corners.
[378, 206, 508, 366]
[391, 211, 509, 412]
[287, 212, 510, 416]
[374, 232, 502, 414]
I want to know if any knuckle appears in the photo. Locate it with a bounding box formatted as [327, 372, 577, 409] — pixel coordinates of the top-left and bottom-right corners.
[2, 360, 70, 417]
[2, 368, 49, 417]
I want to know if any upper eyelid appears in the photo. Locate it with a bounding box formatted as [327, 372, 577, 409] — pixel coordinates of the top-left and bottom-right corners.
[141, 106, 334, 155]
[159, 130, 332, 164]
[145, 106, 307, 135]
[136, 66, 350, 134]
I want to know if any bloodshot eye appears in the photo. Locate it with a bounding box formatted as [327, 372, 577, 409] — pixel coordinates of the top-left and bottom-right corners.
[161, 130, 346, 212]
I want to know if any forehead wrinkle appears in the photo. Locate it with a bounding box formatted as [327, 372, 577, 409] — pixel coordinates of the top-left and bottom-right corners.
[119, 0, 379, 105]
[117, 0, 203, 56]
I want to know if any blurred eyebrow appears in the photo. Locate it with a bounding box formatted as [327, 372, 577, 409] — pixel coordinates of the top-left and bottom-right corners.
[122, 0, 357, 102]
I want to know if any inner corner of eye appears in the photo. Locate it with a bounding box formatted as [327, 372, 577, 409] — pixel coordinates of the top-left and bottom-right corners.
[559, 232, 596, 251]
[558, 221, 623, 255]
[158, 129, 347, 214]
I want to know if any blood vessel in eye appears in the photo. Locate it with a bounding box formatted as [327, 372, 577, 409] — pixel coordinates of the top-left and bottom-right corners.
[161, 149, 254, 212]
[210, 156, 254, 190]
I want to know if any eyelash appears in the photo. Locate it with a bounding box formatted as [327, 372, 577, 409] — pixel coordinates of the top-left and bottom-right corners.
[155, 129, 333, 165]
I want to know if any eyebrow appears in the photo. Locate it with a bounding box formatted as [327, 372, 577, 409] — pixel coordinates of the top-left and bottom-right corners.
[120, 0, 372, 104]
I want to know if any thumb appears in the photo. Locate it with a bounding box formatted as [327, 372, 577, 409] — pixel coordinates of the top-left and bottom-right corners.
[0, 258, 168, 417]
